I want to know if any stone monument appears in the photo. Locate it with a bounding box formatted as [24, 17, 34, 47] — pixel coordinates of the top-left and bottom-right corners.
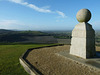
[70, 9, 96, 59]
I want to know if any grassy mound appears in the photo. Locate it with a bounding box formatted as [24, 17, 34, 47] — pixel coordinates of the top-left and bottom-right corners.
[0, 44, 56, 75]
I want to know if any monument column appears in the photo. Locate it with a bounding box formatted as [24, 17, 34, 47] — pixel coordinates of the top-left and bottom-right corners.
[70, 9, 96, 59]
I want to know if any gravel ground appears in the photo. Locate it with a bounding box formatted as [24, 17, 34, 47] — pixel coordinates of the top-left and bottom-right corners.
[26, 45, 100, 75]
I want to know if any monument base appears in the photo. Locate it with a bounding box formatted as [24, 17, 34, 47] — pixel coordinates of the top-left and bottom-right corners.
[56, 51, 100, 75]
[70, 22, 96, 59]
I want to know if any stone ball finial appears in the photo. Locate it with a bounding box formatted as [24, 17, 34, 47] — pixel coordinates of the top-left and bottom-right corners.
[76, 9, 91, 23]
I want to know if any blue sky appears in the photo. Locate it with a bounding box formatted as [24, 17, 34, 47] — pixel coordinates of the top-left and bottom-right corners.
[0, 0, 100, 30]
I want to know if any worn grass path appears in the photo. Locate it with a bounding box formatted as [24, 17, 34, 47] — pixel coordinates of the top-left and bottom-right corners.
[0, 44, 56, 75]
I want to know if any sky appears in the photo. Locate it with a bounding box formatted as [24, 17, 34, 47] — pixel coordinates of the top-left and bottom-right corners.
[0, 0, 100, 31]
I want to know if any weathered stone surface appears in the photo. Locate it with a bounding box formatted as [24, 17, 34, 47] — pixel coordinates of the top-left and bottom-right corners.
[76, 9, 91, 22]
[26, 45, 100, 75]
[70, 9, 96, 59]
[70, 22, 96, 59]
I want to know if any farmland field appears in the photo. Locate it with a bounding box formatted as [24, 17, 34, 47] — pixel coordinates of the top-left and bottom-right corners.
[0, 44, 57, 75]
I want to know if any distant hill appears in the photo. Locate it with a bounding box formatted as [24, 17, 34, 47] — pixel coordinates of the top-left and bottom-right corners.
[0, 29, 14, 33]
[0, 29, 51, 43]
[0, 29, 48, 35]
[1, 29, 100, 45]
[0, 29, 73, 44]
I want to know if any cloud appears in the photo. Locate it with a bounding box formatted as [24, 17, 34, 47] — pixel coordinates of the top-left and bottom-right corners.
[56, 11, 66, 18]
[27, 4, 51, 13]
[9, 0, 51, 13]
[8, 0, 66, 17]
[41, 6, 51, 9]
[0, 19, 55, 30]
[0, 20, 18, 25]
[9, 0, 23, 4]
[0, 20, 30, 30]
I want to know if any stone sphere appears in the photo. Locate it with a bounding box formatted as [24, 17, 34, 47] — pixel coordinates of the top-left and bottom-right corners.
[76, 9, 91, 22]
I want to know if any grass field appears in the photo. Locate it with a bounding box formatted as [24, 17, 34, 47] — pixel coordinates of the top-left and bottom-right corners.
[0, 44, 56, 75]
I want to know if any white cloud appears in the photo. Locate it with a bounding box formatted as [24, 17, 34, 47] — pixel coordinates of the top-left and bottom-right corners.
[0, 20, 54, 30]
[8, 0, 66, 17]
[9, 0, 23, 4]
[8, 0, 51, 13]
[21, 2, 28, 5]
[0, 20, 30, 30]
[41, 6, 51, 9]
[27, 4, 51, 13]
[56, 11, 66, 18]
[0, 20, 18, 25]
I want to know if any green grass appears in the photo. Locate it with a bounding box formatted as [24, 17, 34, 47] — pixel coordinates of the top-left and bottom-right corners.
[0, 44, 57, 75]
